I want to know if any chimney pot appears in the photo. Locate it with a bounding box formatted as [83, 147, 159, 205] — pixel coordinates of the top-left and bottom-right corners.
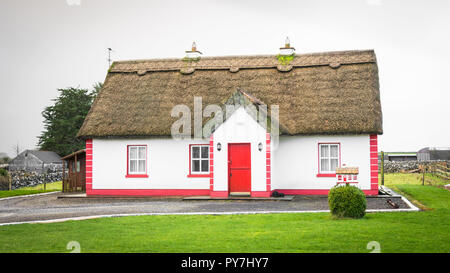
[279, 37, 295, 56]
[185, 41, 202, 59]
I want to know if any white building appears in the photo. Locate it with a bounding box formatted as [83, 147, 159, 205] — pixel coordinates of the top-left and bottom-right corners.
[78, 43, 382, 197]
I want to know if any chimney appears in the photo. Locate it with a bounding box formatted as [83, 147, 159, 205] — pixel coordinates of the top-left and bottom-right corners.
[279, 37, 295, 56]
[185, 42, 202, 59]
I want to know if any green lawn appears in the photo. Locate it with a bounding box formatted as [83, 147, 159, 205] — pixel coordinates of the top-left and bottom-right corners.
[0, 181, 61, 198]
[0, 177, 448, 253]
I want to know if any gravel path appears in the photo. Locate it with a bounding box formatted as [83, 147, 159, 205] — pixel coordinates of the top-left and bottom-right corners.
[0, 192, 411, 224]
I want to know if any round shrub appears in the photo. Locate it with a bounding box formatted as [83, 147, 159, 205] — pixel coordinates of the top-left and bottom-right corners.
[328, 184, 367, 219]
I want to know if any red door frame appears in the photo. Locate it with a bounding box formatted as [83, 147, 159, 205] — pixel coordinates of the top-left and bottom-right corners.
[228, 143, 251, 195]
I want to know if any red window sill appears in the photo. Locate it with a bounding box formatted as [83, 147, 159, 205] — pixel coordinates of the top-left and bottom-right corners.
[316, 173, 336, 178]
[187, 174, 210, 178]
[125, 174, 149, 178]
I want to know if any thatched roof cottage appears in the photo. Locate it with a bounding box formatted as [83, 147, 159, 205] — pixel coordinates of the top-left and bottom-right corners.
[78, 41, 382, 197]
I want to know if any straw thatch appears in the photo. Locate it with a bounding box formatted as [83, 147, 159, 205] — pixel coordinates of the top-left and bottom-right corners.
[77, 50, 382, 139]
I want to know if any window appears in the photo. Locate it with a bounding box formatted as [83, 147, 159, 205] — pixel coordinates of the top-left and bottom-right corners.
[189, 144, 209, 176]
[319, 143, 340, 173]
[127, 145, 147, 177]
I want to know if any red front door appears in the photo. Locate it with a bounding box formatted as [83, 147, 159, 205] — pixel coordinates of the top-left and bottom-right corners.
[228, 143, 251, 195]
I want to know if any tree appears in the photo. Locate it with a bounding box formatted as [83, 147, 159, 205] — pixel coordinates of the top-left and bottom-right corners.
[38, 83, 102, 156]
[11, 142, 22, 157]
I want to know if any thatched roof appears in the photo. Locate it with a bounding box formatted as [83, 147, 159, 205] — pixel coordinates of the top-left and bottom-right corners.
[78, 50, 382, 139]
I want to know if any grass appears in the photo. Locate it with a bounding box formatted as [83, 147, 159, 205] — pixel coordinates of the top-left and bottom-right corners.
[382, 172, 448, 187]
[0, 181, 61, 198]
[0, 176, 448, 253]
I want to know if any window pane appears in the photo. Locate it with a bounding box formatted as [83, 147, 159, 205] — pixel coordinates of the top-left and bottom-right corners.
[129, 147, 137, 159]
[76, 161, 80, 173]
[320, 145, 329, 158]
[321, 159, 329, 172]
[138, 160, 146, 172]
[192, 160, 200, 172]
[201, 146, 209, 159]
[330, 145, 338, 157]
[130, 160, 137, 172]
[192, 147, 200, 159]
[138, 147, 146, 159]
[330, 159, 338, 171]
[201, 160, 209, 172]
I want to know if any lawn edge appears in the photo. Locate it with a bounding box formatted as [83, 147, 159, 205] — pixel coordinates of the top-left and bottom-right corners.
[0, 191, 61, 201]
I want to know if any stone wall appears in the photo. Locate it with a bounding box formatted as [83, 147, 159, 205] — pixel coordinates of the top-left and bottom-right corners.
[10, 170, 64, 189]
[380, 160, 449, 173]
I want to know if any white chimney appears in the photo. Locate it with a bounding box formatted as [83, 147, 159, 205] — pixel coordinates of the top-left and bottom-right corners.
[185, 42, 202, 59]
[279, 37, 295, 56]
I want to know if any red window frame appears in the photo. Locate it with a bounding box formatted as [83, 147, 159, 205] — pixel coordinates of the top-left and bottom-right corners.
[126, 145, 149, 178]
[187, 144, 210, 178]
[317, 142, 341, 178]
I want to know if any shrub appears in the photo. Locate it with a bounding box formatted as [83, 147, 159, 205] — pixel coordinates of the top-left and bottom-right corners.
[0, 168, 8, 177]
[0, 169, 10, 190]
[328, 184, 367, 219]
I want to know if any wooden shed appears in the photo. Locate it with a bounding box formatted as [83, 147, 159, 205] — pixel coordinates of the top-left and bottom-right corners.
[62, 149, 86, 192]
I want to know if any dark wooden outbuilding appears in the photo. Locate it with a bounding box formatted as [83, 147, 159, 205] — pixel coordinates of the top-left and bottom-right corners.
[62, 149, 86, 192]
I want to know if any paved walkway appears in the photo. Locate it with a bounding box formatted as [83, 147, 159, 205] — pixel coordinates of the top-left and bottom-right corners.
[0, 192, 412, 225]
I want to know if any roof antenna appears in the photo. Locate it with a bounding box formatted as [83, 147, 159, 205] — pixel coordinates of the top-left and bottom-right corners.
[107, 48, 114, 67]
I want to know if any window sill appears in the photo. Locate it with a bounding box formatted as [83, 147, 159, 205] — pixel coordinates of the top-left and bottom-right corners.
[316, 173, 336, 178]
[187, 174, 210, 178]
[125, 174, 149, 178]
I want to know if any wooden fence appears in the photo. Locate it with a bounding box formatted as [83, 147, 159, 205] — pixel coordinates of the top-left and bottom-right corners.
[418, 162, 450, 186]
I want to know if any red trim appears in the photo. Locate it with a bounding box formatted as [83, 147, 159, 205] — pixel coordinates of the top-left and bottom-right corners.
[316, 173, 336, 178]
[188, 144, 210, 178]
[209, 135, 214, 194]
[187, 174, 210, 178]
[87, 189, 210, 196]
[210, 191, 228, 198]
[251, 191, 271, 198]
[266, 133, 271, 194]
[369, 134, 379, 194]
[125, 174, 149, 178]
[85, 139, 93, 195]
[273, 189, 378, 196]
[317, 142, 341, 177]
[126, 145, 148, 178]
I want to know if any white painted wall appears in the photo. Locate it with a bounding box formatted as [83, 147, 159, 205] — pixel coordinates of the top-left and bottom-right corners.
[92, 138, 210, 189]
[212, 107, 267, 192]
[92, 115, 372, 192]
[272, 135, 372, 190]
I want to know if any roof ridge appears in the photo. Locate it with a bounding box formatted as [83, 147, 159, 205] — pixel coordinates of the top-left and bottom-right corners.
[113, 49, 375, 64]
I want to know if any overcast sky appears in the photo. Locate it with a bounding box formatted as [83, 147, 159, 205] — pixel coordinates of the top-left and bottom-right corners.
[0, 0, 449, 157]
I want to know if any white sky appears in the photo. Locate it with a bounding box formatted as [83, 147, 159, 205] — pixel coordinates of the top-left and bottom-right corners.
[0, 0, 449, 157]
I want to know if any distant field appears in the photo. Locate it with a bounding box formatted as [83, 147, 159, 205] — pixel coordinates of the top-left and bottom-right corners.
[381, 172, 448, 187]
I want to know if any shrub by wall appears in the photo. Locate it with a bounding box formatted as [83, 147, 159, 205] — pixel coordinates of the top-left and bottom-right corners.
[328, 184, 367, 219]
[0, 169, 10, 191]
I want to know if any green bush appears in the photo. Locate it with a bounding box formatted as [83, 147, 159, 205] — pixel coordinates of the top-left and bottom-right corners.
[0, 169, 10, 191]
[328, 184, 367, 219]
[0, 169, 8, 177]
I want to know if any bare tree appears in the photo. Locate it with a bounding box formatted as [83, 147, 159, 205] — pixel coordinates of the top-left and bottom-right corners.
[11, 142, 22, 157]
